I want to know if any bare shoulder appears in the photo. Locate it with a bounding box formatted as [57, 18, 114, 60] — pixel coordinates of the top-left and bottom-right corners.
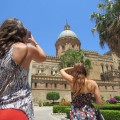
[14, 43, 36, 54]
[13, 43, 28, 52]
[12, 43, 32, 67]
[88, 79, 98, 86]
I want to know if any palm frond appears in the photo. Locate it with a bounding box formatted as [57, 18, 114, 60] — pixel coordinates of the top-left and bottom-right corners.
[90, 0, 120, 56]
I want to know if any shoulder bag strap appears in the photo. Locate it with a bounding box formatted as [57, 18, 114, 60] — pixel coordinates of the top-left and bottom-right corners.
[0, 44, 28, 95]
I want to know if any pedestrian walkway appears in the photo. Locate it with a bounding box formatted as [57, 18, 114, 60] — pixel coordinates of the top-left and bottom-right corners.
[34, 106, 68, 120]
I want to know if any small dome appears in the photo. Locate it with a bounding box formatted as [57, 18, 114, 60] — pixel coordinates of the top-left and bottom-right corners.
[58, 22, 78, 39]
[58, 30, 78, 39]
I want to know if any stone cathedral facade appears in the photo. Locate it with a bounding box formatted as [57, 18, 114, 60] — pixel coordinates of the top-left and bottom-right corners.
[31, 23, 120, 103]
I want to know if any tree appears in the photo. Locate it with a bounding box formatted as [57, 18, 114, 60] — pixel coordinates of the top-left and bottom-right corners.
[59, 49, 91, 72]
[91, 0, 120, 56]
[46, 92, 60, 103]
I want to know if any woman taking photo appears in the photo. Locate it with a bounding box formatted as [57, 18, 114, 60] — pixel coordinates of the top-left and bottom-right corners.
[0, 18, 46, 120]
[60, 63, 103, 120]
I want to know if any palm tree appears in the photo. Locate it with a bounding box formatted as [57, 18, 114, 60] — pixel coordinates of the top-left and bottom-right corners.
[59, 49, 91, 72]
[91, 0, 120, 56]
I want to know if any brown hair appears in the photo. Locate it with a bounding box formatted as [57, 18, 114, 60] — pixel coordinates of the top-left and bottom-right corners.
[0, 18, 27, 58]
[73, 63, 87, 97]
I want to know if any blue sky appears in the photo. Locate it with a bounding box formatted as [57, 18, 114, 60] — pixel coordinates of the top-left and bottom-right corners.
[0, 0, 109, 56]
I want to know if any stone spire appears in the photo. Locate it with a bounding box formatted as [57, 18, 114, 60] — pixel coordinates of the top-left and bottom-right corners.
[64, 21, 70, 30]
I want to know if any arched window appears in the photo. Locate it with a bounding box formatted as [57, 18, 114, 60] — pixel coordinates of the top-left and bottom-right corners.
[54, 83, 57, 88]
[118, 65, 120, 70]
[46, 83, 48, 88]
[51, 71, 53, 75]
[110, 65, 113, 71]
[101, 64, 104, 73]
[72, 45, 74, 48]
[106, 65, 108, 71]
[51, 67, 58, 76]
[38, 65, 44, 74]
[62, 45, 65, 51]
[34, 83, 37, 88]
[64, 84, 67, 89]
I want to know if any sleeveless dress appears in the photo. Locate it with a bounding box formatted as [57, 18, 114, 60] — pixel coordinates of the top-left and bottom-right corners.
[70, 92, 96, 120]
[0, 47, 34, 120]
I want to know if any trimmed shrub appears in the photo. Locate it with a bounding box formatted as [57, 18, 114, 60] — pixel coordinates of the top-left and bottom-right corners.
[101, 110, 120, 120]
[64, 109, 120, 120]
[114, 96, 120, 101]
[46, 92, 60, 103]
[53, 104, 120, 120]
[94, 104, 120, 110]
[65, 108, 70, 119]
[38, 100, 43, 107]
[101, 105, 120, 110]
[53, 105, 69, 113]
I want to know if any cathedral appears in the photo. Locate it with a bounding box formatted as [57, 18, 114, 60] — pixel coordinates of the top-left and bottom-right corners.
[31, 23, 120, 103]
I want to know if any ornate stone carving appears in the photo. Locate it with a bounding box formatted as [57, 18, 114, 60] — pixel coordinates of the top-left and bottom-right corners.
[101, 70, 120, 81]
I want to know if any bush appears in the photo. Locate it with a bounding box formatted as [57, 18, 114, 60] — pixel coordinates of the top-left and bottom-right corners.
[53, 105, 69, 113]
[94, 104, 120, 110]
[64, 108, 120, 120]
[109, 98, 117, 104]
[38, 100, 43, 107]
[106, 100, 109, 103]
[54, 104, 120, 120]
[101, 110, 120, 120]
[46, 92, 60, 103]
[114, 96, 120, 101]
[65, 108, 70, 119]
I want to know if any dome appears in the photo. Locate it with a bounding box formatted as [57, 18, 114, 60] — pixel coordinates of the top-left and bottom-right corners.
[58, 30, 78, 39]
[58, 22, 78, 39]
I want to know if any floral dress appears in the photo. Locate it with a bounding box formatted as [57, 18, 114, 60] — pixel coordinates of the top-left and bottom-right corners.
[70, 92, 96, 120]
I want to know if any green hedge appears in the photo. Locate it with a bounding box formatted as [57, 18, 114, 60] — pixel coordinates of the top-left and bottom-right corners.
[65, 109, 120, 120]
[53, 104, 120, 120]
[94, 104, 120, 110]
[53, 104, 120, 112]
[53, 103, 120, 111]
[53, 105, 69, 113]
[65, 108, 70, 119]
[101, 110, 120, 120]
[114, 96, 120, 101]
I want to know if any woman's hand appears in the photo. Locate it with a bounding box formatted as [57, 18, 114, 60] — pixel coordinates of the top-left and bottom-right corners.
[60, 67, 74, 83]
[64, 67, 75, 72]
[27, 35, 38, 46]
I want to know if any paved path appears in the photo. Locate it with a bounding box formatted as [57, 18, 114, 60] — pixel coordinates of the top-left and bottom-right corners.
[34, 106, 67, 120]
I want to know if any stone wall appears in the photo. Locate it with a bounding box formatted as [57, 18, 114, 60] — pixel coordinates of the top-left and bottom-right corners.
[32, 89, 71, 103]
[31, 52, 120, 103]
